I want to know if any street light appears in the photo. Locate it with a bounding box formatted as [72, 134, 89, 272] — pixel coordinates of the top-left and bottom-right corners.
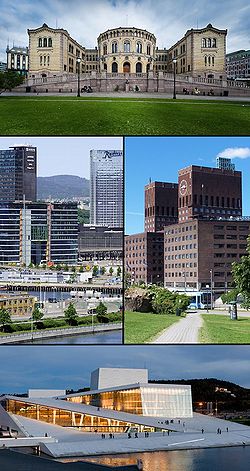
[173, 59, 177, 99]
[205, 284, 209, 312]
[210, 269, 213, 310]
[76, 57, 81, 97]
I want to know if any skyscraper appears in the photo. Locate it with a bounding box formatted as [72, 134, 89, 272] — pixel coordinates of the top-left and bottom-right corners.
[90, 150, 123, 227]
[144, 181, 178, 232]
[0, 145, 37, 203]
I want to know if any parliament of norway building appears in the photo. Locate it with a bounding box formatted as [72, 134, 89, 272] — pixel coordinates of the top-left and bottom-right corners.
[23, 22, 235, 94]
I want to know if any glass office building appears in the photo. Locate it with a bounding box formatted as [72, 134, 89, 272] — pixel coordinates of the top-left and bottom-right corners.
[90, 150, 123, 228]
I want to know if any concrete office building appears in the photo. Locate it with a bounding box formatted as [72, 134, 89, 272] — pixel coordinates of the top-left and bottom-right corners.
[226, 49, 250, 80]
[125, 232, 164, 284]
[90, 150, 123, 228]
[0, 202, 78, 266]
[216, 156, 235, 171]
[144, 181, 178, 232]
[78, 225, 123, 261]
[0, 145, 37, 203]
[6, 45, 29, 75]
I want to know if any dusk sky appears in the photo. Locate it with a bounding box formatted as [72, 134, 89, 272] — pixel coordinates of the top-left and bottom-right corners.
[126, 137, 250, 234]
[1, 0, 250, 61]
[0, 345, 250, 394]
[0, 137, 122, 178]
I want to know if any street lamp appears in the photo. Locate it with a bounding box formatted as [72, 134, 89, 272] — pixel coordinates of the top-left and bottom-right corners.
[210, 269, 213, 310]
[76, 57, 81, 97]
[173, 59, 177, 99]
[205, 284, 209, 312]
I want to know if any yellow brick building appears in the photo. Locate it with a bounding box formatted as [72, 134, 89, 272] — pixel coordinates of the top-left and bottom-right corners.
[0, 294, 36, 316]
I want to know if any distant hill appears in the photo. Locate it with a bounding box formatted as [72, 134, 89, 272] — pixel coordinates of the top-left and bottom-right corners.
[37, 175, 90, 200]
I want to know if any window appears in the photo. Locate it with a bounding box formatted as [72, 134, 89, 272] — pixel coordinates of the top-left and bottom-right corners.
[136, 42, 142, 53]
[112, 42, 118, 53]
[147, 44, 151, 55]
[40, 56, 42, 65]
[207, 38, 211, 47]
[48, 37, 52, 47]
[202, 38, 206, 48]
[38, 38, 42, 47]
[43, 38, 47, 47]
[212, 38, 216, 47]
[112, 62, 118, 73]
[103, 44, 107, 55]
[44, 55, 46, 65]
[136, 62, 142, 73]
[124, 41, 130, 53]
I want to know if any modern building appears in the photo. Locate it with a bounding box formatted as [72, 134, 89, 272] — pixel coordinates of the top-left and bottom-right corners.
[0, 61, 7, 71]
[177, 165, 242, 222]
[0, 145, 37, 203]
[6, 45, 29, 75]
[226, 49, 250, 80]
[144, 181, 178, 232]
[1, 368, 193, 437]
[216, 156, 235, 171]
[0, 202, 78, 266]
[90, 150, 123, 228]
[125, 232, 164, 284]
[0, 293, 36, 316]
[78, 225, 123, 261]
[27, 23, 227, 80]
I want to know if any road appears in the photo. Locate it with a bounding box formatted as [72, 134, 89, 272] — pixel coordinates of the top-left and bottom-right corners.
[152, 311, 203, 344]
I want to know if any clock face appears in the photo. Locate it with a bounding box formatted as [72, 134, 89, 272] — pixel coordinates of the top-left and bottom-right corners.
[180, 179, 188, 196]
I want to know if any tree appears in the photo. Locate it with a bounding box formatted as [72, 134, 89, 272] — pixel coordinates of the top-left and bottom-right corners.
[109, 267, 114, 276]
[117, 266, 121, 277]
[0, 70, 25, 93]
[100, 266, 106, 275]
[231, 237, 250, 307]
[92, 265, 99, 277]
[64, 303, 78, 325]
[32, 306, 44, 326]
[124, 272, 132, 289]
[78, 208, 90, 224]
[96, 302, 109, 323]
[0, 308, 12, 332]
[79, 265, 84, 273]
[221, 288, 240, 305]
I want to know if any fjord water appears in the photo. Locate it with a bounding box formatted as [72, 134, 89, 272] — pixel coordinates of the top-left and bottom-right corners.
[78, 447, 250, 471]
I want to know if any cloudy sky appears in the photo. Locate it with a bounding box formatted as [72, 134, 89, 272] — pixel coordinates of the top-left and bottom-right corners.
[1, 0, 250, 61]
[0, 137, 122, 178]
[0, 345, 249, 394]
[126, 137, 250, 234]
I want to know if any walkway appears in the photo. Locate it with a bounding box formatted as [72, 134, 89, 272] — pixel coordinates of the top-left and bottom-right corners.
[152, 312, 203, 344]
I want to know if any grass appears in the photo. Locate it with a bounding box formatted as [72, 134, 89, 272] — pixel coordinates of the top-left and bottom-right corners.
[199, 314, 250, 343]
[124, 310, 181, 344]
[0, 96, 249, 135]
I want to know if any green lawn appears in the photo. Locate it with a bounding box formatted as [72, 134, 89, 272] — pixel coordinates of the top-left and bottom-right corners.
[124, 310, 181, 344]
[0, 96, 249, 135]
[199, 314, 250, 343]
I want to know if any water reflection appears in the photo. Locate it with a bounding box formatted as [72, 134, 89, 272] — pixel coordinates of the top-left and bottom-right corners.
[61, 447, 250, 471]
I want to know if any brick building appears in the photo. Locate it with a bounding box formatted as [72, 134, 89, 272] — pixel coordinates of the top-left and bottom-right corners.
[144, 181, 178, 232]
[125, 232, 164, 285]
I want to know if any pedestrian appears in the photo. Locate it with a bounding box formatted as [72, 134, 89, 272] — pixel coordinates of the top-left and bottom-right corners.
[201, 429, 204, 434]
[167, 430, 170, 436]
[162, 431, 165, 436]
[226, 427, 228, 432]
[137, 458, 143, 470]
[112, 433, 114, 439]
[103, 433, 105, 439]
[128, 432, 131, 439]
[135, 432, 138, 438]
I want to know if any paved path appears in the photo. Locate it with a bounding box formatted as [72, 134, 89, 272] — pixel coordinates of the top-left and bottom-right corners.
[152, 312, 203, 344]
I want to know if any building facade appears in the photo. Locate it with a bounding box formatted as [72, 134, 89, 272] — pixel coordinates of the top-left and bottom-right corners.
[90, 150, 123, 228]
[0, 293, 36, 316]
[0, 202, 78, 266]
[0, 145, 37, 203]
[178, 165, 242, 222]
[125, 232, 164, 284]
[78, 225, 123, 261]
[226, 49, 250, 80]
[144, 181, 178, 232]
[27, 23, 227, 80]
[6, 45, 29, 75]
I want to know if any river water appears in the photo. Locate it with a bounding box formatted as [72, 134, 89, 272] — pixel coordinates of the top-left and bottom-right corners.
[24, 329, 122, 344]
[66, 447, 250, 471]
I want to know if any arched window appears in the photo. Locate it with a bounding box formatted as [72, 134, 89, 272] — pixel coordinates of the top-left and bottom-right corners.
[147, 44, 151, 55]
[136, 42, 142, 53]
[48, 37, 52, 47]
[44, 55, 46, 65]
[38, 38, 42, 47]
[43, 38, 47, 47]
[207, 38, 211, 48]
[124, 41, 130, 53]
[112, 62, 118, 73]
[136, 62, 142, 73]
[103, 44, 107, 55]
[104, 63, 107, 70]
[208, 55, 211, 65]
[112, 42, 118, 53]
[212, 56, 215, 66]
[204, 56, 207, 66]
[202, 38, 206, 48]
[40, 56, 42, 65]
[47, 55, 50, 66]
[212, 38, 216, 47]
[123, 61, 130, 73]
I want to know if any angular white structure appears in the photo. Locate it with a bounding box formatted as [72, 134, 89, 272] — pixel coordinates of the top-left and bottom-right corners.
[28, 389, 66, 398]
[90, 367, 148, 390]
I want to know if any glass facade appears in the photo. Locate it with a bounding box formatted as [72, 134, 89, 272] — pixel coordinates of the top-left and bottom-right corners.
[67, 385, 193, 418]
[6, 399, 153, 433]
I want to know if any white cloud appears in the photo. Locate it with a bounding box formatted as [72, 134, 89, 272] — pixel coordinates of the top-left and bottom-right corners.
[217, 147, 250, 160]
